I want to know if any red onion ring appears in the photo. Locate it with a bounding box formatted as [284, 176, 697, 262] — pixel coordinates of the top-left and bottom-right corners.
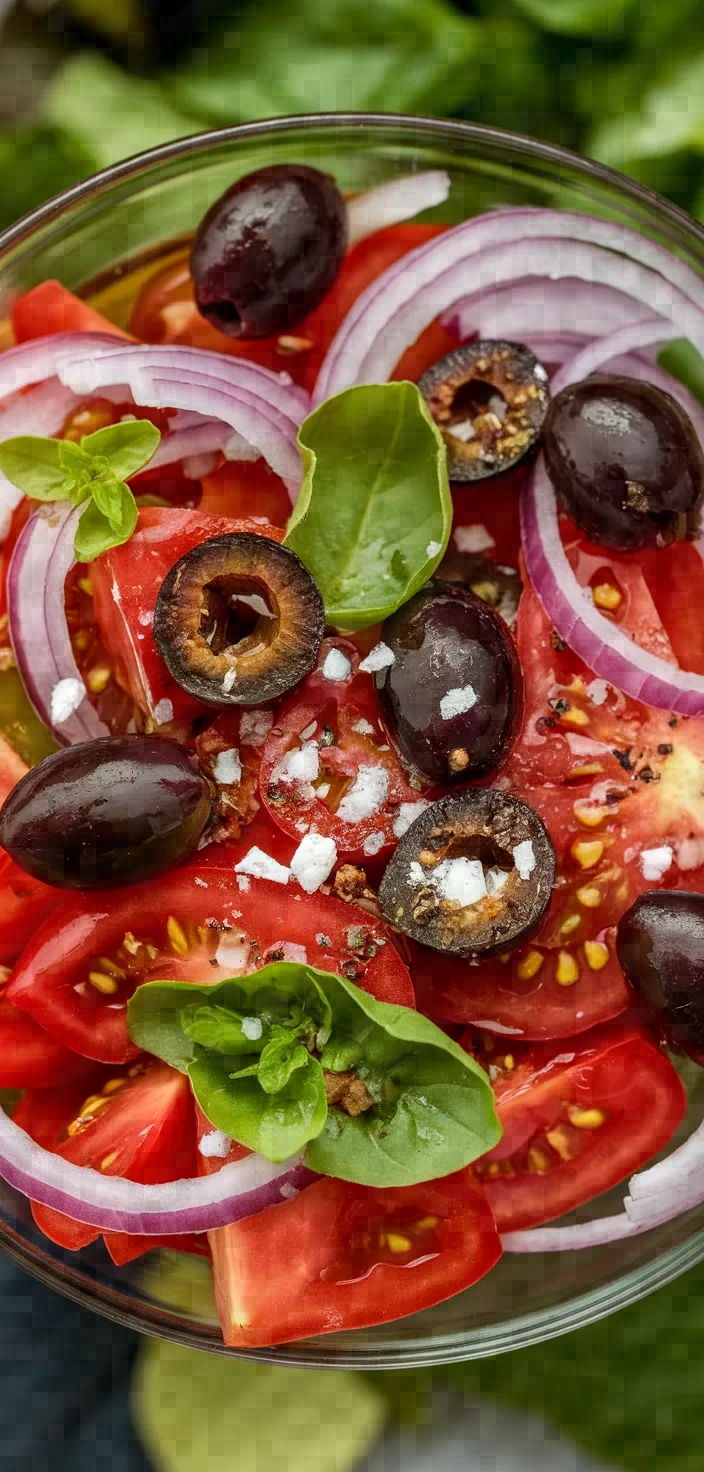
[347, 171, 450, 246]
[442, 276, 657, 346]
[314, 208, 704, 401]
[522, 317, 704, 715]
[0, 1106, 314, 1233]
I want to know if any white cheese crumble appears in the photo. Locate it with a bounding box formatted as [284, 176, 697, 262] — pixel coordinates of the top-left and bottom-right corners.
[363, 830, 385, 856]
[154, 697, 174, 724]
[453, 524, 496, 554]
[236, 874, 251, 892]
[337, 765, 389, 823]
[234, 847, 290, 884]
[586, 678, 609, 707]
[426, 539, 442, 558]
[222, 667, 237, 693]
[352, 718, 376, 735]
[322, 647, 351, 682]
[449, 419, 476, 443]
[290, 833, 337, 893]
[316, 782, 331, 799]
[271, 743, 319, 786]
[241, 1015, 263, 1041]
[50, 677, 86, 726]
[198, 1129, 232, 1159]
[279, 1182, 299, 1200]
[194, 877, 208, 889]
[239, 709, 274, 747]
[411, 856, 487, 907]
[513, 840, 536, 881]
[486, 866, 510, 895]
[358, 642, 395, 674]
[271, 942, 308, 965]
[392, 800, 430, 838]
[676, 837, 704, 871]
[214, 936, 249, 974]
[440, 683, 477, 720]
[213, 748, 242, 786]
[640, 845, 673, 881]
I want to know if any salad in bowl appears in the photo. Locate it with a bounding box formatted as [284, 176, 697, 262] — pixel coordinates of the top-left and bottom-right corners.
[0, 148, 702, 1351]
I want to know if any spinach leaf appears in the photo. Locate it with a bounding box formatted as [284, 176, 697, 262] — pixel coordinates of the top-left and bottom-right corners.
[284, 384, 451, 631]
[127, 961, 500, 1186]
[0, 419, 160, 562]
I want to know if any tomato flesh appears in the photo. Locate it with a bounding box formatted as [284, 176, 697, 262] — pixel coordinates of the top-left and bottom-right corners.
[0, 998, 92, 1088]
[12, 281, 131, 342]
[206, 1169, 500, 1346]
[468, 1024, 686, 1232]
[6, 860, 415, 1063]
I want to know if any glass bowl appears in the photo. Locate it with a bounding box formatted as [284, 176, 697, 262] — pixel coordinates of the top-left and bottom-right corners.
[1, 113, 704, 1369]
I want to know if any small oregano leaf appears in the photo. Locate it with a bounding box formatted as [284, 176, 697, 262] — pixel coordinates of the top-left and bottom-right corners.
[73, 489, 138, 560]
[127, 961, 500, 1186]
[81, 418, 161, 480]
[284, 382, 452, 630]
[0, 436, 74, 502]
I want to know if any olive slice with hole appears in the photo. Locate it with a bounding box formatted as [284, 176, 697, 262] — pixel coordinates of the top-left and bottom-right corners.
[417, 340, 549, 481]
[154, 532, 325, 706]
[379, 790, 556, 958]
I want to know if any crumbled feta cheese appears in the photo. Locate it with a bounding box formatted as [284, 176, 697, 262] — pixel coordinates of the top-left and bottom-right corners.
[513, 840, 536, 880]
[236, 874, 251, 892]
[449, 419, 475, 443]
[213, 748, 242, 786]
[241, 1015, 263, 1041]
[426, 539, 442, 558]
[363, 830, 385, 856]
[50, 677, 85, 726]
[198, 1129, 232, 1159]
[336, 765, 389, 823]
[279, 1182, 299, 1200]
[434, 858, 487, 906]
[322, 648, 351, 682]
[271, 743, 319, 786]
[315, 933, 331, 948]
[352, 718, 376, 735]
[222, 667, 237, 693]
[675, 837, 704, 871]
[358, 642, 395, 674]
[316, 782, 331, 799]
[453, 524, 496, 554]
[586, 678, 609, 707]
[214, 934, 249, 973]
[194, 877, 208, 889]
[154, 698, 174, 725]
[138, 609, 153, 628]
[486, 866, 510, 895]
[234, 847, 290, 884]
[290, 833, 337, 893]
[267, 941, 308, 965]
[392, 800, 430, 838]
[239, 709, 274, 747]
[640, 845, 673, 881]
[440, 684, 477, 720]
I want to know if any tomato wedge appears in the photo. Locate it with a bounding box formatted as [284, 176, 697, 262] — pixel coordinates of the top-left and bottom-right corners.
[12, 281, 131, 342]
[90, 506, 285, 721]
[468, 1024, 686, 1232]
[0, 849, 62, 968]
[14, 1059, 201, 1259]
[6, 861, 415, 1064]
[205, 1169, 500, 1346]
[0, 998, 92, 1088]
[260, 639, 424, 862]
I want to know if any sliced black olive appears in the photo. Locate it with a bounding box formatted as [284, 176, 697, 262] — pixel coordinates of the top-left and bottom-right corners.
[0, 735, 212, 890]
[417, 340, 549, 481]
[436, 548, 522, 629]
[154, 532, 325, 706]
[379, 790, 556, 958]
[191, 163, 348, 339]
[378, 582, 524, 785]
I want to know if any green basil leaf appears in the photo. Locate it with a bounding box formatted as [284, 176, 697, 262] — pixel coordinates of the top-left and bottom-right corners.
[127, 962, 500, 1187]
[58, 439, 92, 475]
[188, 1049, 328, 1162]
[0, 437, 74, 502]
[73, 494, 136, 561]
[89, 476, 138, 537]
[182, 1004, 262, 1057]
[81, 419, 161, 480]
[284, 383, 451, 630]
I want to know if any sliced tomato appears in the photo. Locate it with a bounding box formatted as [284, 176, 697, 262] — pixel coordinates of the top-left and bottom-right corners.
[0, 850, 62, 968]
[206, 1169, 500, 1347]
[260, 638, 424, 862]
[6, 860, 415, 1064]
[13, 1059, 199, 1255]
[0, 997, 93, 1088]
[12, 281, 131, 343]
[90, 506, 284, 721]
[0, 731, 27, 802]
[195, 710, 262, 844]
[198, 459, 291, 526]
[468, 1023, 686, 1231]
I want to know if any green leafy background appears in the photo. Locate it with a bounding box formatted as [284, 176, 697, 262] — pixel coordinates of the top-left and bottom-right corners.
[3, 0, 704, 1465]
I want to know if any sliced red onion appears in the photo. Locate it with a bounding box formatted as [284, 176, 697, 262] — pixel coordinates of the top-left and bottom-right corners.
[522, 317, 704, 716]
[8, 505, 109, 744]
[0, 1106, 314, 1233]
[347, 171, 451, 246]
[0, 332, 125, 399]
[314, 208, 704, 401]
[0, 377, 80, 541]
[442, 276, 655, 347]
[501, 1213, 642, 1252]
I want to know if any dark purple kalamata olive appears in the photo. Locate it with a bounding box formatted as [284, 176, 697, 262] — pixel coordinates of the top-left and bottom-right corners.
[0, 736, 213, 889]
[377, 582, 524, 785]
[544, 375, 704, 552]
[617, 890, 704, 1063]
[191, 163, 348, 339]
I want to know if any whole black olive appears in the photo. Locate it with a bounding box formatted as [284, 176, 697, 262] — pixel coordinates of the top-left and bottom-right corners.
[417, 340, 549, 481]
[191, 163, 348, 339]
[379, 790, 556, 958]
[154, 531, 324, 706]
[616, 890, 704, 1062]
[377, 582, 524, 785]
[0, 736, 212, 889]
[543, 375, 704, 552]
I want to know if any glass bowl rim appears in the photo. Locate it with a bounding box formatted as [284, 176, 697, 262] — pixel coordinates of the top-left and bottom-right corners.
[1, 109, 703, 1366]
